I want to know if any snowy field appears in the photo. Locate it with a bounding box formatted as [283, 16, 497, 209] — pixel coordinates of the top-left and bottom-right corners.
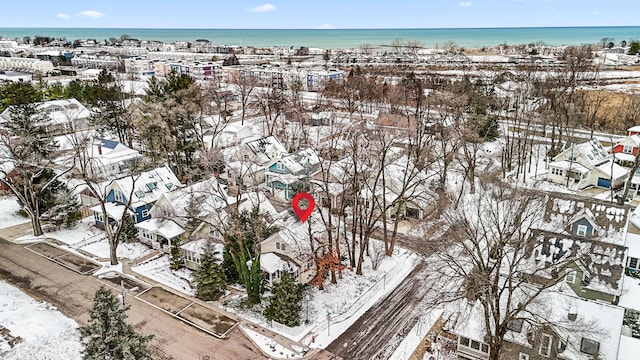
[0, 281, 82, 360]
[0, 197, 29, 229]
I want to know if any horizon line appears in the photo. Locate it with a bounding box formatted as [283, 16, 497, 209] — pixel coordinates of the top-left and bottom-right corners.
[1, 25, 639, 31]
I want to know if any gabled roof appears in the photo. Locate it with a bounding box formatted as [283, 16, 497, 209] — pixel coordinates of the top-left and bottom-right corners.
[260, 252, 300, 274]
[541, 194, 629, 245]
[530, 229, 626, 296]
[154, 176, 226, 218]
[451, 287, 623, 360]
[109, 164, 182, 207]
[244, 136, 287, 164]
[135, 218, 184, 239]
[554, 139, 609, 167]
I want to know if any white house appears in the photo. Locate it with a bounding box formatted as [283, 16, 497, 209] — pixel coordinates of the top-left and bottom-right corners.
[80, 138, 142, 180]
[0, 98, 92, 135]
[546, 139, 628, 190]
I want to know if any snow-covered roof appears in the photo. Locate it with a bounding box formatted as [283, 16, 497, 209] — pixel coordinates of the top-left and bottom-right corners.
[153, 176, 226, 218]
[615, 152, 637, 163]
[531, 229, 626, 296]
[89, 202, 133, 221]
[541, 196, 629, 245]
[180, 239, 223, 260]
[618, 335, 640, 360]
[554, 139, 609, 168]
[548, 160, 590, 173]
[86, 137, 142, 168]
[260, 252, 299, 274]
[135, 218, 184, 239]
[452, 290, 624, 360]
[628, 125, 640, 133]
[244, 136, 287, 165]
[615, 134, 640, 147]
[618, 275, 640, 312]
[108, 164, 182, 207]
[595, 160, 629, 180]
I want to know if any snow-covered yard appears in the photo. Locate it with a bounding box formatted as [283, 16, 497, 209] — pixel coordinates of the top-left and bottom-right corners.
[131, 255, 195, 296]
[222, 243, 420, 349]
[14, 217, 153, 261]
[0, 281, 82, 360]
[241, 325, 303, 359]
[0, 197, 29, 229]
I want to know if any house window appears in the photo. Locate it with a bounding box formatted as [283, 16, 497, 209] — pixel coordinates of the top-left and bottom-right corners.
[94, 212, 104, 223]
[629, 257, 640, 270]
[551, 168, 564, 176]
[141, 209, 150, 218]
[459, 337, 470, 347]
[519, 353, 529, 360]
[539, 333, 552, 357]
[276, 242, 285, 251]
[276, 162, 286, 171]
[580, 338, 599, 356]
[624, 145, 634, 154]
[114, 190, 124, 203]
[565, 269, 577, 284]
[576, 224, 588, 237]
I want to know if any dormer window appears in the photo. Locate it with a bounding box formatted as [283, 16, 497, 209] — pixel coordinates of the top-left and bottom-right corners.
[576, 224, 588, 237]
[624, 145, 634, 154]
[146, 182, 156, 191]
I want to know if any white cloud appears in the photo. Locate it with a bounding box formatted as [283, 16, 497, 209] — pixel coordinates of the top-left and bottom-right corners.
[459, 2, 472, 7]
[317, 24, 334, 29]
[248, 3, 276, 13]
[56, 13, 71, 20]
[79, 10, 105, 18]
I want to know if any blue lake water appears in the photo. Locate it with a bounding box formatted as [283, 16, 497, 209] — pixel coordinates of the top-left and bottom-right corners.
[0, 27, 638, 49]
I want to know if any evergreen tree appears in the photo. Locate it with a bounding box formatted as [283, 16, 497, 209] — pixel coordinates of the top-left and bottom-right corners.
[192, 249, 227, 301]
[0, 81, 65, 236]
[183, 193, 201, 237]
[476, 115, 500, 142]
[79, 287, 153, 360]
[264, 272, 304, 327]
[222, 208, 278, 304]
[117, 212, 137, 243]
[169, 241, 183, 270]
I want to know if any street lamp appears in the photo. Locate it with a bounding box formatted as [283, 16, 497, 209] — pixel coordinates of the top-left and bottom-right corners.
[435, 342, 442, 360]
[326, 312, 331, 336]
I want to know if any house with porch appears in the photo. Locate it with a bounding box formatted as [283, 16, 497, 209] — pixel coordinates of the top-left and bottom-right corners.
[265, 148, 320, 201]
[134, 218, 184, 250]
[180, 239, 224, 270]
[546, 139, 628, 190]
[612, 134, 640, 166]
[260, 229, 315, 287]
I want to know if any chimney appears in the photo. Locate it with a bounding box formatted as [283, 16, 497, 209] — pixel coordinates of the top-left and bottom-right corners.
[97, 142, 102, 155]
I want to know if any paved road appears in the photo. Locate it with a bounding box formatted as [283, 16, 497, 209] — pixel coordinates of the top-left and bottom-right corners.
[326, 261, 430, 360]
[0, 236, 268, 360]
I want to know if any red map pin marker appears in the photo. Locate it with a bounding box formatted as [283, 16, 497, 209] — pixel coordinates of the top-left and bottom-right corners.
[292, 192, 315, 223]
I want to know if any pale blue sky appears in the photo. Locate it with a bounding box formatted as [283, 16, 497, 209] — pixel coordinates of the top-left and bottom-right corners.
[1, 0, 638, 29]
